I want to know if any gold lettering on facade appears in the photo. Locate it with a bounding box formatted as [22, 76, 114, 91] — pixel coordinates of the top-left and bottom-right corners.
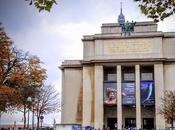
[104, 41, 151, 54]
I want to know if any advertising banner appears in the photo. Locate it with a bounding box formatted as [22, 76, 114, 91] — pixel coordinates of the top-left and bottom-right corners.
[122, 83, 135, 105]
[72, 125, 81, 130]
[141, 81, 155, 105]
[104, 82, 117, 105]
[85, 126, 92, 130]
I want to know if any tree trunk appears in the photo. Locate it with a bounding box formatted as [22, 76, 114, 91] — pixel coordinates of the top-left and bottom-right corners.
[23, 104, 27, 130]
[37, 116, 40, 130]
[171, 118, 174, 130]
[27, 109, 30, 129]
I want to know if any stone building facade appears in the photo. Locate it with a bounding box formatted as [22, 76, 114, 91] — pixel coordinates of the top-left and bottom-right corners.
[60, 21, 175, 130]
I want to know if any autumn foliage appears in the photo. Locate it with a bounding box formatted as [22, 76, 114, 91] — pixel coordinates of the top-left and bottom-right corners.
[159, 90, 175, 128]
[0, 23, 47, 112]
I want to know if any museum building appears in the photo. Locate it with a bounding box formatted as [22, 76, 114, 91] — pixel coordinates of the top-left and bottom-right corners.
[60, 10, 175, 130]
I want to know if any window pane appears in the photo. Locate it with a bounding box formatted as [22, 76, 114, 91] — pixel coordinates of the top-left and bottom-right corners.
[140, 66, 154, 81]
[104, 67, 116, 81]
[122, 66, 135, 82]
[123, 73, 135, 81]
[108, 74, 116, 81]
[141, 73, 153, 81]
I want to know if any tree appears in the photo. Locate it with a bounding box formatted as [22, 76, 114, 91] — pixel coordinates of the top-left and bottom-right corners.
[134, 0, 175, 22]
[17, 56, 46, 129]
[32, 85, 60, 130]
[0, 23, 24, 112]
[0, 23, 47, 129]
[159, 90, 175, 129]
[26, 0, 57, 12]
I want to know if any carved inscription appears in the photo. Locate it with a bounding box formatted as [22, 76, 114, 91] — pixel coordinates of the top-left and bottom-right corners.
[104, 41, 151, 54]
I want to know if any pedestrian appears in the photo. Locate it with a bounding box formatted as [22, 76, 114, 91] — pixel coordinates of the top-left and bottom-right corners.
[106, 127, 110, 130]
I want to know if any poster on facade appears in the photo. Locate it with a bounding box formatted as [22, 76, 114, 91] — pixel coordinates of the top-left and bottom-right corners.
[122, 82, 136, 105]
[85, 126, 92, 130]
[104, 82, 117, 105]
[141, 81, 155, 105]
[72, 125, 82, 130]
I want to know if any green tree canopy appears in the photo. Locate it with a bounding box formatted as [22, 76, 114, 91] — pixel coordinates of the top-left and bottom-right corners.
[26, 0, 57, 12]
[134, 0, 175, 22]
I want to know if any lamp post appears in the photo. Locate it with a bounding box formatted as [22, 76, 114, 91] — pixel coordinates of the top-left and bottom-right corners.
[40, 116, 44, 130]
[0, 111, 1, 130]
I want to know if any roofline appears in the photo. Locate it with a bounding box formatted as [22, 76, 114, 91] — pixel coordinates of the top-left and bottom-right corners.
[59, 58, 175, 69]
[101, 21, 156, 27]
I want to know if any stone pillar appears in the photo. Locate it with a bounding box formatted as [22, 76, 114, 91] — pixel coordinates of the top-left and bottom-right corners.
[94, 65, 104, 129]
[117, 65, 122, 130]
[154, 64, 165, 129]
[82, 66, 93, 127]
[61, 70, 65, 123]
[135, 65, 141, 129]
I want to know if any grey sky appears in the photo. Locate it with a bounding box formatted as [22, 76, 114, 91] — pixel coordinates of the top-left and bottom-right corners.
[0, 0, 175, 125]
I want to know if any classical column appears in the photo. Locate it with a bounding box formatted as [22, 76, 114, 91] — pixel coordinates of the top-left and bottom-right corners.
[154, 64, 165, 129]
[135, 65, 141, 129]
[117, 65, 122, 130]
[82, 66, 93, 127]
[94, 65, 104, 129]
[61, 70, 65, 123]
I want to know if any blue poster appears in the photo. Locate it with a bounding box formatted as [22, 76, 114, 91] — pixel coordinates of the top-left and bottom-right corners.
[122, 83, 135, 105]
[72, 125, 81, 130]
[141, 81, 155, 105]
[85, 126, 92, 130]
[104, 82, 117, 105]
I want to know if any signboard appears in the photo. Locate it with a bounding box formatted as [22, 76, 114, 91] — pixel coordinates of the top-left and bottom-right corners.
[141, 81, 155, 105]
[104, 82, 117, 105]
[122, 83, 135, 105]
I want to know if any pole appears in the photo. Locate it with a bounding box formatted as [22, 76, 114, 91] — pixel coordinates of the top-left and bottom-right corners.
[24, 105, 26, 130]
[32, 107, 34, 130]
[41, 120, 43, 130]
[14, 121, 16, 130]
[27, 108, 30, 129]
[0, 111, 1, 130]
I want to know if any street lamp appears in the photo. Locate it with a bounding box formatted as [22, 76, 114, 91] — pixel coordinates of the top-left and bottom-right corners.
[40, 115, 44, 129]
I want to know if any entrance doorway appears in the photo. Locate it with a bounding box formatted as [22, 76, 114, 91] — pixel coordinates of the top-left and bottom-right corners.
[143, 118, 154, 130]
[107, 118, 117, 129]
[125, 118, 136, 128]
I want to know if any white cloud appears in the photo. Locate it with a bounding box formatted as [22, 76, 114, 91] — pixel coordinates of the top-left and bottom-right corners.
[158, 16, 175, 32]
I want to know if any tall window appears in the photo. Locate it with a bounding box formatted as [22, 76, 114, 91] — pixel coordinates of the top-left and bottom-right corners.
[122, 66, 135, 105]
[140, 66, 155, 105]
[103, 67, 117, 105]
